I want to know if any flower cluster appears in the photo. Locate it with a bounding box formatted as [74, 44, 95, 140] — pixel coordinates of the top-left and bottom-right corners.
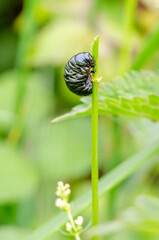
[55, 181, 71, 212]
[66, 216, 84, 233]
[55, 181, 84, 238]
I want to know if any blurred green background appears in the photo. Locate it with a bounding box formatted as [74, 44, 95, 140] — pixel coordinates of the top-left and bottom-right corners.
[1, 0, 159, 239]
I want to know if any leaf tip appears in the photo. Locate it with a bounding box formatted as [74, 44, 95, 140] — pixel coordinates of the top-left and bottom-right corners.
[94, 35, 99, 41]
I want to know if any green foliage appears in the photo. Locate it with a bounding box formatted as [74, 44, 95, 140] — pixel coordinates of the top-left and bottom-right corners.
[30, 119, 93, 180]
[52, 70, 159, 122]
[133, 24, 159, 70]
[27, 138, 159, 240]
[86, 195, 159, 238]
[32, 19, 94, 67]
[0, 110, 14, 123]
[0, 226, 30, 240]
[122, 195, 159, 233]
[0, 144, 39, 203]
[1, 1, 159, 240]
[0, 70, 51, 128]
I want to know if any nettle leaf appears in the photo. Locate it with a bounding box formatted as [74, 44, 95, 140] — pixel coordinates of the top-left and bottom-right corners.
[52, 70, 159, 122]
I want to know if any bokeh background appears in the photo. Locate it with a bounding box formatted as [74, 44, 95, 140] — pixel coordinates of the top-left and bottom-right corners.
[1, 0, 159, 239]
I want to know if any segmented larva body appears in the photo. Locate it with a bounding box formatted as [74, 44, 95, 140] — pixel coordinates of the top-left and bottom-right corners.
[64, 52, 95, 96]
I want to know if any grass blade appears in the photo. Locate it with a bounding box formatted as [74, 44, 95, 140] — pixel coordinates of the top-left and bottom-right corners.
[133, 24, 159, 70]
[118, 0, 137, 74]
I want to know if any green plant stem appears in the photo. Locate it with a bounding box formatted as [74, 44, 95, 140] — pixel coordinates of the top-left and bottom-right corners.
[132, 24, 159, 70]
[118, 0, 137, 74]
[91, 35, 99, 240]
[7, 0, 37, 145]
[108, 0, 137, 231]
[67, 212, 81, 240]
[67, 212, 76, 231]
[75, 234, 81, 240]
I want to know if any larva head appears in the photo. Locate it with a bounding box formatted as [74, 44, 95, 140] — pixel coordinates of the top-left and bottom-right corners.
[75, 52, 93, 67]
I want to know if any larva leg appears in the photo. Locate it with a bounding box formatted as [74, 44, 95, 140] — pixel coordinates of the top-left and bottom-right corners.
[91, 69, 96, 73]
[91, 63, 96, 68]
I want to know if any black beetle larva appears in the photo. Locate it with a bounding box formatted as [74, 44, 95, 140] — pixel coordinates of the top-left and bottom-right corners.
[64, 52, 96, 96]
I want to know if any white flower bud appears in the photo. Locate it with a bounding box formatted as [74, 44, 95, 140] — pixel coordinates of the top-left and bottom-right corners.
[75, 216, 83, 226]
[55, 181, 71, 211]
[66, 222, 72, 232]
[65, 189, 71, 196]
[55, 190, 60, 196]
[65, 183, 70, 189]
[55, 197, 71, 211]
[61, 200, 67, 208]
[56, 181, 71, 199]
[55, 198, 63, 207]
[57, 181, 64, 187]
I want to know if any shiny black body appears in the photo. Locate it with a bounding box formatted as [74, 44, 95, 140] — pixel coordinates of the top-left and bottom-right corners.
[64, 52, 95, 96]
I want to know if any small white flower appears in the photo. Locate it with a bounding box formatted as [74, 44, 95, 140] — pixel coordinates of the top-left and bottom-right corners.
[55, 198, 64, 208]
[66, 222, 72, 232]
[60, 200, 66, 208]
[55, 198, 61, 205]
[65, 188, 71, 196]
[55, 190, 60, 196]
[55, 197, 71, 211]
[75, 216, 83, 227]
[65, 183, 70, 189]
[55, 198, 62, 207]
[57, 181, 64, 187]
[56, 181, 71, 199]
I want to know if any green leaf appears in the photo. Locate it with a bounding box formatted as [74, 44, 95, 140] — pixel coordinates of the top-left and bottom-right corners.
[27, 138, 159, 240]
[52, 70, 159, 122]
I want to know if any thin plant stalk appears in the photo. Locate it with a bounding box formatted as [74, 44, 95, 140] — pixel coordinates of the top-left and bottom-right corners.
[7, 0, 37, 145]
[106, 0, 137, 229]
[67, 212, 81, 240]
[91, 35, 99, 240]
[75, 235, 81, 240]
[118, 0, 137, 74]
[132, 24, 159, 70]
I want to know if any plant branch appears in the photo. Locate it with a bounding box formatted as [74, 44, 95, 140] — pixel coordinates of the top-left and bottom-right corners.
[67, 212, 81, 240]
